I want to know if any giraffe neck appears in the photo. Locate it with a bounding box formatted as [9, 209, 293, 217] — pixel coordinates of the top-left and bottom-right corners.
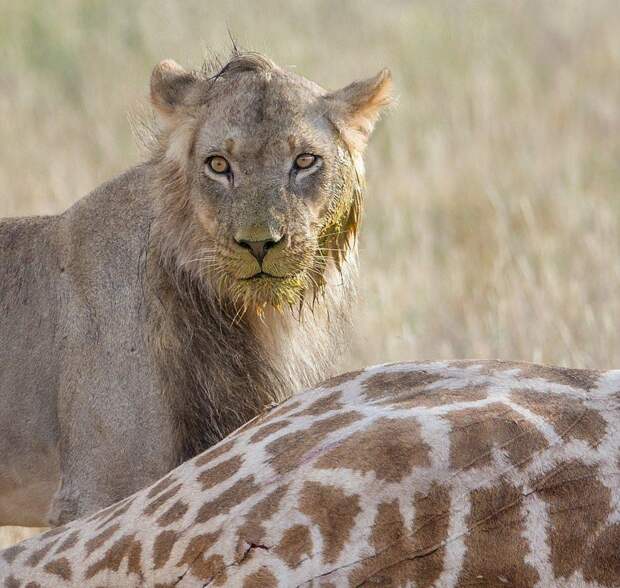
[2, 360, 619, 587]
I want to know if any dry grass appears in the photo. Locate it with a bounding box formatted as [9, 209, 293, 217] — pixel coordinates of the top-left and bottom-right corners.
[2, 0, 619, 547]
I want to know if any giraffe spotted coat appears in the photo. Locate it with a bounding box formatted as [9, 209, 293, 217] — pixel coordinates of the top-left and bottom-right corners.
[1, 360, 619, 587]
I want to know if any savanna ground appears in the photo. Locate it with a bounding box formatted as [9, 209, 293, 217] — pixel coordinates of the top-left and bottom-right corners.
[1, 0, 619, 546]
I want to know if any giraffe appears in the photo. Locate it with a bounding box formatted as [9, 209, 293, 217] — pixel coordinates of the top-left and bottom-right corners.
[1, 359, 619, 587]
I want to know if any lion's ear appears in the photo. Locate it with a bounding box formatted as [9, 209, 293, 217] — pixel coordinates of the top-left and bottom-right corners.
[324, 68, 393, 151]
[150, 60, 199, 123]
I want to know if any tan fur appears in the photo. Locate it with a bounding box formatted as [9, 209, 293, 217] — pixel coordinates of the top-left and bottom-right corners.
[0, 51, 392, 525]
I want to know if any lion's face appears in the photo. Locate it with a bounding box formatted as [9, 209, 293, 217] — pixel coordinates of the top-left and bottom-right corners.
[188, 72, 358, 309]
[151, 54, 391, 312]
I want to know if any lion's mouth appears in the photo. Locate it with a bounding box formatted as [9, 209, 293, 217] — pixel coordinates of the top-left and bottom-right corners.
[240, 272, 286, 281]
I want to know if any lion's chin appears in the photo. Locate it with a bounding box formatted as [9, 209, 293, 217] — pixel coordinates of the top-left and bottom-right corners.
[224, 272, 308, 312]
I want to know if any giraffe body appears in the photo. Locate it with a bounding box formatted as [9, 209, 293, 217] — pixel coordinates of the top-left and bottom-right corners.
[2, 360, 619, 587]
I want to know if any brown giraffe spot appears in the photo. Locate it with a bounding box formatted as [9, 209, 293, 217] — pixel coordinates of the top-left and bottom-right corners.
[85, 523, 120, 557]
[267, 411, 363, 475]
[189, 555, 226, 583]
[177, 534, 224, 581]
[528, 364, 600, 391]
[195, 475, 259, 523]
[391, 385, 489, 409]
[242, 566, 278, 588]
[447, 403, 548, 470]
[410, 484, 451, 587]
[198, 454, 243, 491]
[299, 481, 360, 564]
[275, 524, 313, 568]
[153, 530, 179, 569]
[54, 530, 80, 554]
[4, 576, 20, 588]
[95, 498, 135, 530]
[431, 388, 494, 410]
[143, 483, 182, 516]
[43, 558, 72, 581]
[249, 419, 291, 443]
[26, 538, 59, 567]
[448, 360, 601, 391]
[177, 533, 217, 565]
[457, 480, 539, 587]
[235, 485, 289, 553]
[147, 474, 177, 499]
[85, 533, 142, 580]
[362, 370, 444, 404]
[2, 544, 25, 564]
[320, 369, 364, 389]
[349, 484, 451, 587]
[316, 417, 431, 482]
[194, 438, 236, 468]
[350, 499, 408, 586]
[211, 570, 229, 586]
[295, 391, 343, 417]
[157, 499, 189, 526]
[583, 523, 620, 585]
[24, 584, 40, 588]
[534, 460, 611, 579]
[511, 389, 607, 447]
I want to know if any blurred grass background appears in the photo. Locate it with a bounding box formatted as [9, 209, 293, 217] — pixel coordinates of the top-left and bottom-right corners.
[1, 0, 619, 546]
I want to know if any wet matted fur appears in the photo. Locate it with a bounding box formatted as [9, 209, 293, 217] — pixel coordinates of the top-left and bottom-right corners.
[0, 51, 392, 526]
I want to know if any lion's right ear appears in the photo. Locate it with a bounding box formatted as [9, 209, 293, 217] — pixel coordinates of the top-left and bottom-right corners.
[150, 60, 199, 124]
[324, 68, 393, 152]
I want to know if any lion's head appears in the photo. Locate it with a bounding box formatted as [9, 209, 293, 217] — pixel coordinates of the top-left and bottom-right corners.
[149, 52, 392, 314]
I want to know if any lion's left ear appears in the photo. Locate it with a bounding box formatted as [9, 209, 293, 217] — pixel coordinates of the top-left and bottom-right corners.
[324, 68, 393, 151]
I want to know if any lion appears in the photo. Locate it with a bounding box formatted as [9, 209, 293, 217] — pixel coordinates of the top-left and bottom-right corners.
[0, 51, 392, 526]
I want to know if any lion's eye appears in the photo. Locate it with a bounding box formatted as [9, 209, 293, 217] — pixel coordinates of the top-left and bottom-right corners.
[206, 156, 230, 175]
[294, 154, 317, 170]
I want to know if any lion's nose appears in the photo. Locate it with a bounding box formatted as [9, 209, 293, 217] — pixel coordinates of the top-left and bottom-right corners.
[235, 236, 282, 264]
